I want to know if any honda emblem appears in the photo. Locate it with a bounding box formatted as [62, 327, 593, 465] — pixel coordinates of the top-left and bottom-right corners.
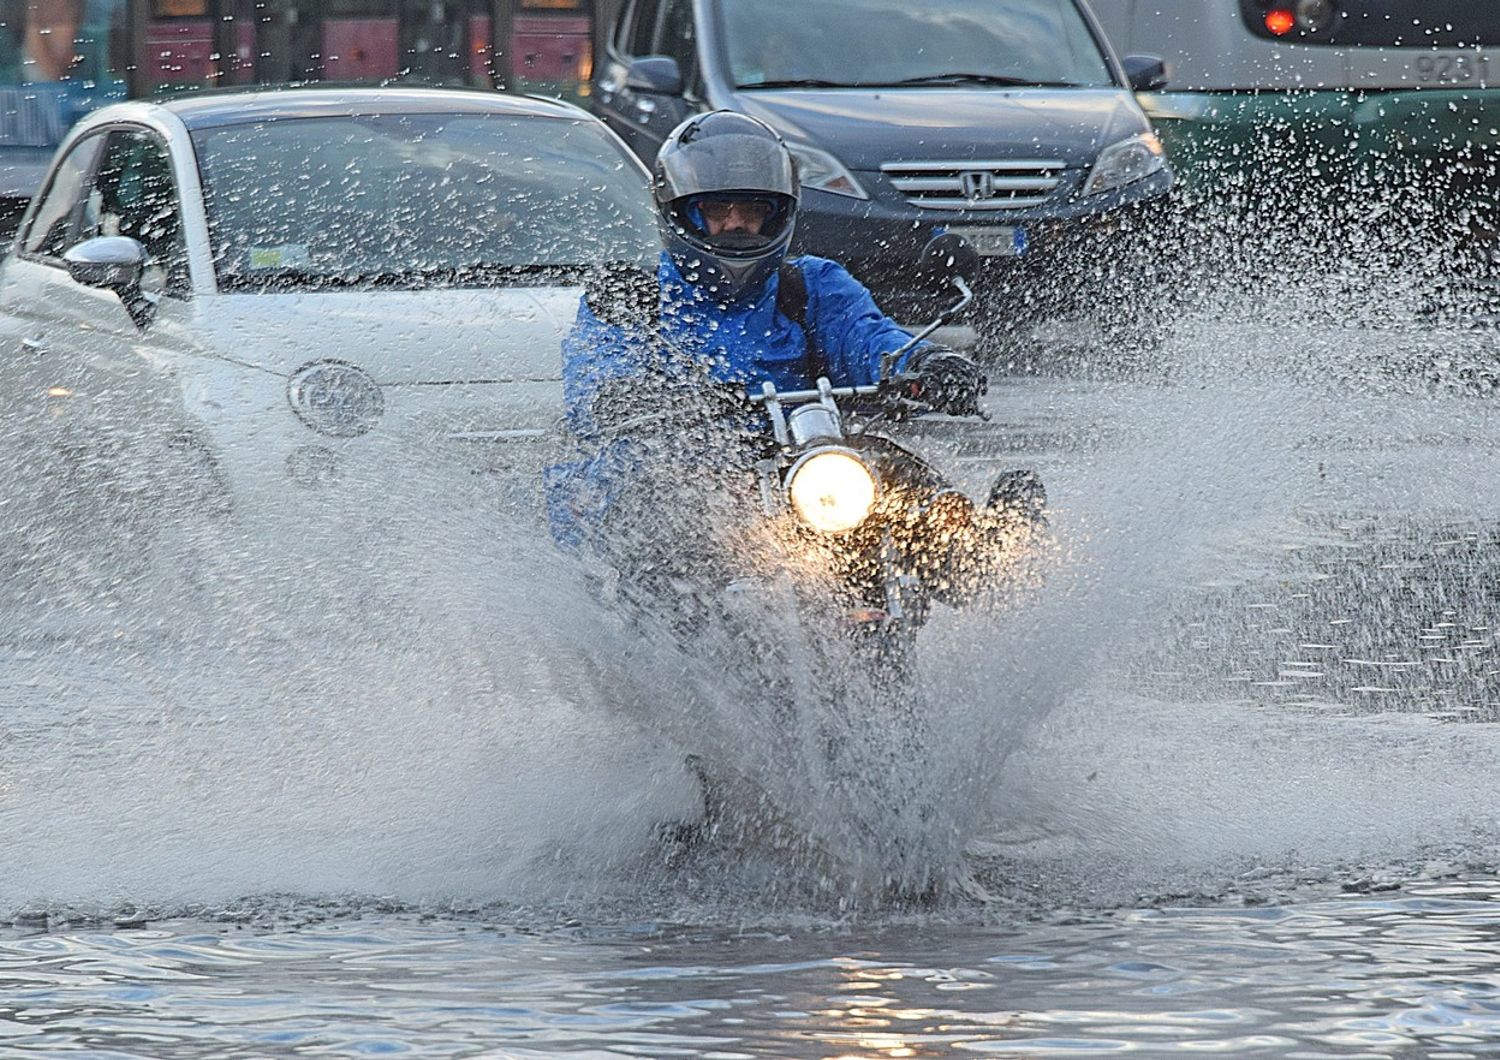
[959, 170, 997, 200]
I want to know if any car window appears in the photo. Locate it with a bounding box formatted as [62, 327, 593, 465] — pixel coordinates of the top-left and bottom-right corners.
[20, 134, 104, 259]
[623, 0, 662, 57]
[613, 0, 637, 54]
[656, 0, 698, 88]
[80, 129, 189, 294]
[192, 112, 658, 291]
[717, 0, 1114, 89]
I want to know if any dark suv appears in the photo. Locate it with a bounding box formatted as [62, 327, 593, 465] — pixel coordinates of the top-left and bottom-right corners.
[593, 0, 1175, 345]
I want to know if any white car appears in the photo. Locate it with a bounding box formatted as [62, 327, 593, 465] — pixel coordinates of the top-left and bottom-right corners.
[0, 86, 657, 533]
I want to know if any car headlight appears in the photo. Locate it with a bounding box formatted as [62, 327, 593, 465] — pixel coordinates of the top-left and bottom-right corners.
[287, 360, 385, 438]
[786, 141, 868, 200]
[1081, 132, 1167, 198]
[787, 448, 878, 534]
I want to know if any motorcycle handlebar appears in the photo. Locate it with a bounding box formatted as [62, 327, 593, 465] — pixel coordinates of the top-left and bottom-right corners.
[748, 384, 882, 406]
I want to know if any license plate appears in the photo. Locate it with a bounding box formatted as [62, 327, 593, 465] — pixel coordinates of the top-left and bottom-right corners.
[1414, 52, 1492, 86]
[1352, 50, 1495, 87]
[948, 225, 1027, 258]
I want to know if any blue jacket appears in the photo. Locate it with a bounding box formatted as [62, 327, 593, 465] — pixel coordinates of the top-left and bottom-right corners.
[545, 252, 924, 547]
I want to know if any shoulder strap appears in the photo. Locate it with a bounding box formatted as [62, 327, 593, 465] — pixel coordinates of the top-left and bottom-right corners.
[776, 259, 826, 378]
[776, 259, 808, 331]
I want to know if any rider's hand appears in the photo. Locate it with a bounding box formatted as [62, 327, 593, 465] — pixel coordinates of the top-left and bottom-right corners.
[896, 345, 988, 416]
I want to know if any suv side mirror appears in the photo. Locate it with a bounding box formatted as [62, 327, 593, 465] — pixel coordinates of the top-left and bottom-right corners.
[625, 56, 684, 96]
[1123, 55, 1169, 92]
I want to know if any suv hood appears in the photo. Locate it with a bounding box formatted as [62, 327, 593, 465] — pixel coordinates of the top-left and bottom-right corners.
[733, 88, 1151, 171]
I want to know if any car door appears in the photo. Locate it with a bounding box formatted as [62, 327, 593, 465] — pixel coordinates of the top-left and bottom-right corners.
[0, 127, 128, 540]
[595, 0, 662, 157]
[640, 0, 703, 149]
[0, 131, 105, 408]
[0, 125, 196, 529]
[596, 0, 701, 161]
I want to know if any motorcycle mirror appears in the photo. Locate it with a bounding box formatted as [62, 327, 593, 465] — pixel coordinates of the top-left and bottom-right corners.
[878, 235, 980, 382]
[918, 232, 980, 286]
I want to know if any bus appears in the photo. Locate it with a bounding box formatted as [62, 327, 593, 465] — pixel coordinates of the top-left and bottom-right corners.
[1087, 0, 1500, 309]
[0, 0, 596, 232]
[1087, 1, 1500, 207]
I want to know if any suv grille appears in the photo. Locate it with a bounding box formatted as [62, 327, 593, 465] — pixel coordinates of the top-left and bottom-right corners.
[881, 159, 1066, 211]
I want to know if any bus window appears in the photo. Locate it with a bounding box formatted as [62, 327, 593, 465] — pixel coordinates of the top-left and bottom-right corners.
[0, 0, 601, 231]
[260, 1, 485, 88]
[146, 0, 213, 92]
[1, 1, 128, 88]
[396, 0, 473, 85]
[510, 0, 591, 102]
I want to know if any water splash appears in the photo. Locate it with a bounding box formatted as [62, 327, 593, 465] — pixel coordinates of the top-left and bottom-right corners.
[4, 167, 1500, 919]
[0, 457, 704, 914]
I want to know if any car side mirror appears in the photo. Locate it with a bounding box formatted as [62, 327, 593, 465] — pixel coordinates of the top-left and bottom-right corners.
[62, 236, 154, 327]
[1123, 54, 1170, 92]
[625, 56, 684, 96]
[63, 235, 146, 293]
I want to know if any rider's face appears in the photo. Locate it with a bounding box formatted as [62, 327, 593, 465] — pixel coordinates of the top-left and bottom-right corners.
[698, 198, 773, 236]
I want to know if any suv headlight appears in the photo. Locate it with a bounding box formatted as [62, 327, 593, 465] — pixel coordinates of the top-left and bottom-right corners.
[288, 360, 385, 437]
[1081, 132, 1167, 198]
[786, 141, 868, 200]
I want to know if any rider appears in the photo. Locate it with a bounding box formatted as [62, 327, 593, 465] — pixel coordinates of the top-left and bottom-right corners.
[546, 110, 994, 549]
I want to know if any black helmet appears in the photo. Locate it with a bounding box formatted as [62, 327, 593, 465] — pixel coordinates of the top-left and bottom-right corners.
[653, 111, 799, 301]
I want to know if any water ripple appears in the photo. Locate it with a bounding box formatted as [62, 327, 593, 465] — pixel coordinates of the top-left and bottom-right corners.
[5, 892, 1500, 1056]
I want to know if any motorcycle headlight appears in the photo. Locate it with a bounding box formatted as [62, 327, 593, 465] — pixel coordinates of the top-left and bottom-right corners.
[1081, 132, 1167, 198]
[787, 448, 878, 534]
[287, 360, 385, 438]
[786, 141, 869, 200]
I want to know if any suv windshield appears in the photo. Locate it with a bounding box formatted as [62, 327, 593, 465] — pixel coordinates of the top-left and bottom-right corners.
[193, 113, 657, 291]
[719, 0, 1114, 90]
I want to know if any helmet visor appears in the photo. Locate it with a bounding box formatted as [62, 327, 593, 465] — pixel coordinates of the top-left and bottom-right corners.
[673, 192, 795, 257]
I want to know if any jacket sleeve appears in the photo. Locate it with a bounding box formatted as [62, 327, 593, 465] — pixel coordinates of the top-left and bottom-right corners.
[797, 256, 927, 386]
[562, 296, 657, 440]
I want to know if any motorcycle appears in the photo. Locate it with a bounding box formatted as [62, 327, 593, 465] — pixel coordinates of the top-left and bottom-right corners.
[573, 237, 1047, 895]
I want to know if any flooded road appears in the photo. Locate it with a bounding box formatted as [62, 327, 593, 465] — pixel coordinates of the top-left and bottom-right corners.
[6, 315, 1500, 1056]
[9, 883, 1500, 1057]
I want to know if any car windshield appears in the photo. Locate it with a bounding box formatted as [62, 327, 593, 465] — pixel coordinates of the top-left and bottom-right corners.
[719, 0, 1114, 90]
[193, 112, 658, 291]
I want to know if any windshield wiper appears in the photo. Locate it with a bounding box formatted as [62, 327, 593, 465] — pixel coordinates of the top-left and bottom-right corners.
[883, 73, 1082, 88]
[736, 77, 861, 90]
[219, 262, 587, 292]
[374, 263, 588, 286]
